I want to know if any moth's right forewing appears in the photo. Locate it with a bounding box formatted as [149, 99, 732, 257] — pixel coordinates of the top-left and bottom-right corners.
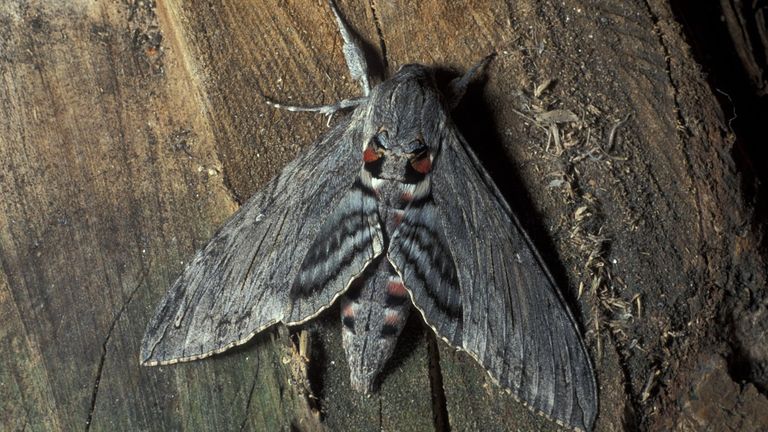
[429, 125, 598, 432]
[141, 115, 369, 366]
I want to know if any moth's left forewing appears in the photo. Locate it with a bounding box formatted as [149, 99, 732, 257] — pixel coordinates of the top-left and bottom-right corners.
[402, 121, 598, 431]
[141, 114, 377, 366]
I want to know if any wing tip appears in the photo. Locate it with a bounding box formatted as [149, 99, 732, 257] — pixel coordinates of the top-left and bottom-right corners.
[502, 385, 596, 432]
[138, 344, 164, 367]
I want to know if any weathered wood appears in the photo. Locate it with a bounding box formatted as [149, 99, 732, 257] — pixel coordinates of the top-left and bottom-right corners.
[2, 0, 767, 431]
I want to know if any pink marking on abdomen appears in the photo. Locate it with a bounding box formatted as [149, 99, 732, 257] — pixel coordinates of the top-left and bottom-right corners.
[392, 209, 404, 226]
[342, 303, 355, 319]
[385, 310, 402, 326]
[387, 279, 408, 298]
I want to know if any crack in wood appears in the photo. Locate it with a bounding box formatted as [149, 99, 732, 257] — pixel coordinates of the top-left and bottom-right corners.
[427, 332, 450, 432]
[639, 0, 693, 139]
[238, 357, 262, 432]
[368, 0, 389, 73]
[85, 262, 151, 431]
[219, 160, 245, 206]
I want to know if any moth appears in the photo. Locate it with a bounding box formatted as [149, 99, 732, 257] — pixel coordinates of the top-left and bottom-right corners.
[141, 1, 598, 431]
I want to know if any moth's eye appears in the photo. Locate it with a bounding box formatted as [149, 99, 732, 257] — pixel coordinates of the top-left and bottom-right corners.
[372, 131, 388, 150]
[409, 146, 432, 174]
[363, 131, 388, 163]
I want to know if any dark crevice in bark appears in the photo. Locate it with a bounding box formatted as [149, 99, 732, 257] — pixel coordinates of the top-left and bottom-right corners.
[380, 397, 385, 429]
[367, 0, 389, 75]
[85, 263, 150, 431]
[426, 333, 450, 432]
[641, 1, 695, 137]
[238, 361, 261, 432]
[218, 159, 244, 206]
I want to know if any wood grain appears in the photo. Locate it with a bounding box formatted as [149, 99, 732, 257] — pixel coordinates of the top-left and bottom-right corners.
[1, 0, 766, 431]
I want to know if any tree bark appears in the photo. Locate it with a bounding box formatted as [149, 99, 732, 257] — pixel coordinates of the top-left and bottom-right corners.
[1, 0, 766, 431]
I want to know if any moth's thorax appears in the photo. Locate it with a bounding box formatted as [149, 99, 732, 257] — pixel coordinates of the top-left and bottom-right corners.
[360, 160, 430, 236]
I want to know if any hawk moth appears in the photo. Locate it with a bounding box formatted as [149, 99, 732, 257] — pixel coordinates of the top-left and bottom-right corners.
[140, 1, 598, 430]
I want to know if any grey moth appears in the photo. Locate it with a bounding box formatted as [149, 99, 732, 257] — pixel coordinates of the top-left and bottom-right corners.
[140, 1, 598, 430]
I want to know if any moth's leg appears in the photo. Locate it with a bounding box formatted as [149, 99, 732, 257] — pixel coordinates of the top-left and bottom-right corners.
[328, 0, 371, 96]
[266, 96, 366, 115]
[447, 53, 496, 109]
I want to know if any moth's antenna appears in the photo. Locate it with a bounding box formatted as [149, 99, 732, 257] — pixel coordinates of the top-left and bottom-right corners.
[328, 0, 372, 96]
[447, 53, 496, 109]
[264, 96, 366, 125]
[264, 96, 366, 115]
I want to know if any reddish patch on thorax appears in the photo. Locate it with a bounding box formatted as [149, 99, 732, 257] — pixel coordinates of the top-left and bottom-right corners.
[363, 146, 379, 162]
[411, 156, 432, 174]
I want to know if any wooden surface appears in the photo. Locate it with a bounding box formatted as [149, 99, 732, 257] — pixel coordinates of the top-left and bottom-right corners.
[2, 0, 767, 431]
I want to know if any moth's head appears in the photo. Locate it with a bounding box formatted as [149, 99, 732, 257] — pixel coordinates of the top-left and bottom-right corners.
[360, 64, 446, 182]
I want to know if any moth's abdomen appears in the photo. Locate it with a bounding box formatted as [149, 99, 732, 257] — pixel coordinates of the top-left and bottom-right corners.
[340, 256, 411, 393]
